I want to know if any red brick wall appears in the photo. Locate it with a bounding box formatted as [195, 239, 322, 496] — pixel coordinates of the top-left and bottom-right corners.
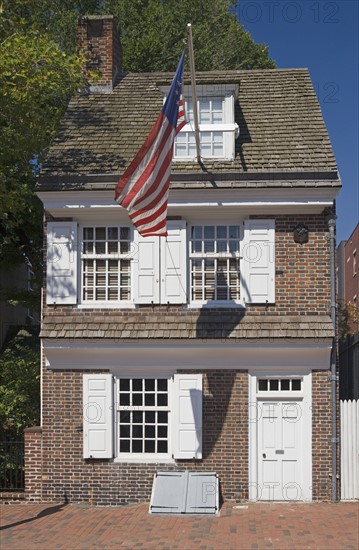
[24, 427, 43, 502]
[312, 370, 332, 501]
[40, 368, 248, 505]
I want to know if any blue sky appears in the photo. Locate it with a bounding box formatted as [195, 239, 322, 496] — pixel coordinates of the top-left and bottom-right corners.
[236, 0, 358, 243]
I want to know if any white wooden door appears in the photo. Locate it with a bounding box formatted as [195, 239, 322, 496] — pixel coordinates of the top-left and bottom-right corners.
[257, 401, 303, 501]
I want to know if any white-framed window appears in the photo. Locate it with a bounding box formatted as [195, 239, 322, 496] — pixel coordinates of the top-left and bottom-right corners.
[173, 85, 238, 161]
[83, 373, 203, 461]
[117, 377, 171, 458]
[81, 225, 132, 302]
[257, 378, 303, 393]
[190, 224, 241, 302]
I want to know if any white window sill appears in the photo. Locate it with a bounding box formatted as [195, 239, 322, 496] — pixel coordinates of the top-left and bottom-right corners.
[78, 302, 136, 309]
[173, 156, 234, 162]
[188, 301, 245, 309]
[114, 456, 175, 464]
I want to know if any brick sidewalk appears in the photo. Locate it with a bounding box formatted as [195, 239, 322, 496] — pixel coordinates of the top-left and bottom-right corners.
[1, 501, 358, 549]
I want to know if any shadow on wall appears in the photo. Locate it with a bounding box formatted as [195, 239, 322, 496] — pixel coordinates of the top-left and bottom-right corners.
[194, 291, 247, 461]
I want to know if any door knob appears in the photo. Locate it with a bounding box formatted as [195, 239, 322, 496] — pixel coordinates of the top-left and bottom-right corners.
[262, 453, 266, 458]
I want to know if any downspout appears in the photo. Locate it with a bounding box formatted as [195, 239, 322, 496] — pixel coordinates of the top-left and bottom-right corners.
[328, 211, 338, 501]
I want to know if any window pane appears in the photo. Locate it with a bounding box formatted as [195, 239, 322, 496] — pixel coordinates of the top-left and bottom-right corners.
[132, 379, 142, 391]
[157, 441, 168, 453]
[133, 393, 142, 406]
[204, 226, 215, 239]
[157, 394, 168, 406]
[119, 227, 128, 240]
[108, 227, 118, 240]
[258, 379, 268, 391]
[145, 440, 155, 453]
[157, 426, 167, 438]
[157, 379, 167, 391]
[83, 242, 93, 254]
[204, 240, 215, 253]
[292, 379, 302, 391]
[132, 412, 143, 424]
[145, 394, 155, 406]
[133, 440, 143, 453]
[192, 240, 202, 253]
[217, 240, 227, 253]
[120, 411, 130, 422]
[120, 425, 130, 438]
[145, 379, 155, 391]
[145, 426, 155, 438]
[120, 440, 130, 452]
[281, 379, 290, 391]
[83, 227, 93, 240]
[95, 242, 106, 254]
[217, 226, 227, 239]
[108, 241, 118, 254]
[132, 425, 143, 438]
[192, 226, 202, 239]
[157, 411, 168, 424]
[270, 379, 279, 391]
[120, 378, 130, 391]
[95, 227, 106, 240]
[120, 393, 130, 406]
[145, 411, 155, 423]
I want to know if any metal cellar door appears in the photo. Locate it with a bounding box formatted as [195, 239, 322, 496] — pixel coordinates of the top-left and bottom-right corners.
[149, 471, 219, 515]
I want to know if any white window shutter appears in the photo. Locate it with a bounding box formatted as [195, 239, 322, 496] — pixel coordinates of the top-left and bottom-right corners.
[133, 230, 160, 303]
[161, 220, 187, 304]
[46, 222, 77, 305]
[173, 373, 202, 459]
[83, 373, 113, 459]
[242, 219, 275, 304]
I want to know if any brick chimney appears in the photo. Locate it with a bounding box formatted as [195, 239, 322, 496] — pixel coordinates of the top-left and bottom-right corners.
[77, 15, 121, 93]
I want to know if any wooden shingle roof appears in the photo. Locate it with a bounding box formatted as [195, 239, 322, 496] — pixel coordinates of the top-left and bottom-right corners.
[38, 68, 339, 190]
[40, 314, 334, 340]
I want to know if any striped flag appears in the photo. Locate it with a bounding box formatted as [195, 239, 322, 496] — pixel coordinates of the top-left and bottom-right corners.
[114, 50, 186, 237]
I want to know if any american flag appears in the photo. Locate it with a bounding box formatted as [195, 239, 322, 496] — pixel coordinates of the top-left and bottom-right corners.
[114, 50, 186, 237]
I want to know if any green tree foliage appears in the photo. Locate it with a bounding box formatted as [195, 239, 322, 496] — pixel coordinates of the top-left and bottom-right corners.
[106, 0, 275, 72]
[0, 329, 40, 438]
[338, 300, 359, 340]
[0, 8, 85, 308]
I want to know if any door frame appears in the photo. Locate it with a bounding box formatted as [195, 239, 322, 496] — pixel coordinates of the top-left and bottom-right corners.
[248, 369, 312, 501]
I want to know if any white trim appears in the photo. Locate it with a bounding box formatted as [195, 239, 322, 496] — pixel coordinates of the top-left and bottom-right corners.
[188, 300, 244, 309]
[113, 457, 175, 464]
[248, 370, 312, 502]
[77, 302, 136, 309]
[42, 340, 332, 371]
[37, 188, 339, 215]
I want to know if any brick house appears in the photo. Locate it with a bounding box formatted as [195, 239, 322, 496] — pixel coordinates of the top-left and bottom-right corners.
[30, 15, 341, 505]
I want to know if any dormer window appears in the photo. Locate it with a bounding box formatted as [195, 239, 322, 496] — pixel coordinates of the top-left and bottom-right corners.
[169, 84, 238, 161]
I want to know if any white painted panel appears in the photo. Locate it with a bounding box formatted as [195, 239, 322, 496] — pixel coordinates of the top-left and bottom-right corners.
[242, 219, 275, 303]
[282, 461, 301, 501]
[46, 222, 77, 304]
[134, 231, 160, 303]
[83, 373, 113, 459]
[161, 220, 187, 304]
[173, 373, 202, 459]
[341, 399, 359, 500]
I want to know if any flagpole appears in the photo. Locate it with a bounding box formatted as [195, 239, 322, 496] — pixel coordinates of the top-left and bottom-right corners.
[187, 23, 201, 164]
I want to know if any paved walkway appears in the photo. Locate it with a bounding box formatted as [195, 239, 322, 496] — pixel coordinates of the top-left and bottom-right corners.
[1, 501, 358, 549]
